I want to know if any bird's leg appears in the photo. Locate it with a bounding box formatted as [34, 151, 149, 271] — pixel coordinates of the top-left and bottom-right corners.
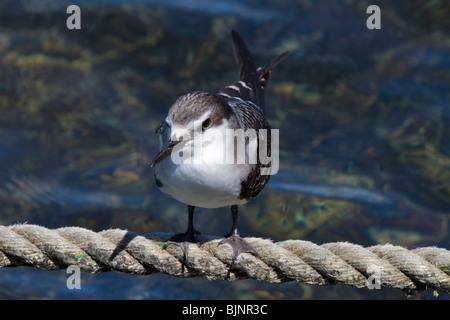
[171, 205, 200, 242]
[219, 205, 256, 276]
[164, 205, 201, 262]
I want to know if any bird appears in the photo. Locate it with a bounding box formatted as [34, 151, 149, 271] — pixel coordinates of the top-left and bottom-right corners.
[151, 30, 288, 268]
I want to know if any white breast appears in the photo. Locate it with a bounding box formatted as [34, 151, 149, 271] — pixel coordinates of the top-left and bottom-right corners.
[154, 122, 257, 208]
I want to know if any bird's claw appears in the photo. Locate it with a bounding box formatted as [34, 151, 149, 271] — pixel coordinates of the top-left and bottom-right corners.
[219, 232, 257, 278]
[163, 230, 201, 262]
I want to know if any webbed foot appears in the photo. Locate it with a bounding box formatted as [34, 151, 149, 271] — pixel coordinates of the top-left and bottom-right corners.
[163, 229, 201, 262]
[219, 229, 256, 278]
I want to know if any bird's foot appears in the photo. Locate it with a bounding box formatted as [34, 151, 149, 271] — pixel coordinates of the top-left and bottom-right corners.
[163, 230, 201, 262]
[219, 230, 257, 278]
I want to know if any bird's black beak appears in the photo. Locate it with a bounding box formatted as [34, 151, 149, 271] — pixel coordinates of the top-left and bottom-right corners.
[150, 137, 183, 168]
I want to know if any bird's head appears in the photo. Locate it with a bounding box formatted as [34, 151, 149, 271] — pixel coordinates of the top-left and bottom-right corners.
[151, 92, 232, 167]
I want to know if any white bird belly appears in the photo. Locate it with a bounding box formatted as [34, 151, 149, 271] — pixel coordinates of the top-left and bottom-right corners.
[155, 162, 252, 208]
[154, 135, 255, 208]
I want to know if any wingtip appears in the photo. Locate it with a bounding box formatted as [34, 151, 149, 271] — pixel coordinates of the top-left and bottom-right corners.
[280, 50, 290, 59]
[230, 29, 246, 51]
[229, 29, 259, 88]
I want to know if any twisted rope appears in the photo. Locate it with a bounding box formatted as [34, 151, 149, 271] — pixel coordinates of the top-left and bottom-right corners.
[0, 224, 449, 295]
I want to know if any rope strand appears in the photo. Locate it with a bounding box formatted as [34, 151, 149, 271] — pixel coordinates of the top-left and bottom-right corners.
[0, 224, 448, 294]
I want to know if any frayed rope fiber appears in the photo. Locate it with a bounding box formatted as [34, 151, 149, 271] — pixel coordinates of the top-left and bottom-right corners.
[0, 224, 449, 294]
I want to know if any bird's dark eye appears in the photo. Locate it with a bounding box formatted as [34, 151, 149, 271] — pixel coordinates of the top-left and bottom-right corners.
[202, 118, 211, 130]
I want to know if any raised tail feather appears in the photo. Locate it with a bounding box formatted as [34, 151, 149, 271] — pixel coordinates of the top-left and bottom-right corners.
[221, 30, 289, 113]
[257, 50, 289, 97]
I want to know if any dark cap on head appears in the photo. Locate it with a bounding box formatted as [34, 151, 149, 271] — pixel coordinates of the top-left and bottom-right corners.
[169, 92, 233, 127]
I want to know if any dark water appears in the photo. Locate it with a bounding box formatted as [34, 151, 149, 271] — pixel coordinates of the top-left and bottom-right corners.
[0, 0, 448, 299]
